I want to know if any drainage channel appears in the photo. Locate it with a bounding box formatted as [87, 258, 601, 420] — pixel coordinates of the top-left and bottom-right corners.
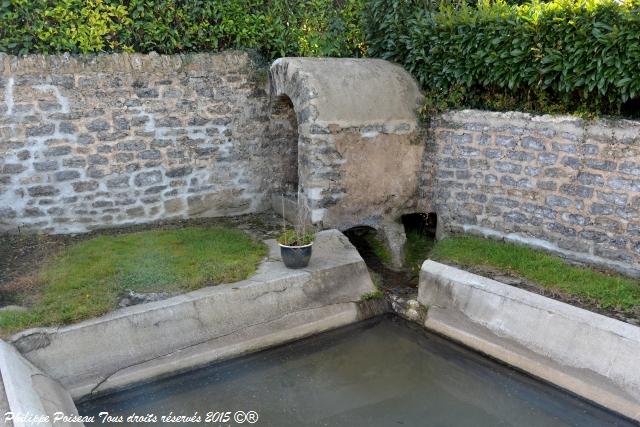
[343, 217, 436, 322]
[343, 227, 416, 293]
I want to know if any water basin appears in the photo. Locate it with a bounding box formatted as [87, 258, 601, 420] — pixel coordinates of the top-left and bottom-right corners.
[78, 316, 636, 426]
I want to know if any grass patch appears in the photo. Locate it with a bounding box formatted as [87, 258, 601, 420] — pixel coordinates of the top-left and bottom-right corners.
[363, 232, 392, 265]
[361, 290, 384, 301]
[430, 236, 640, 312]
[404, 229, 436, 275]
[0, 226, 267, 337]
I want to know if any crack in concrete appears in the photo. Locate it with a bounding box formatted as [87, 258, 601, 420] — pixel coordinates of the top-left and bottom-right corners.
[247, 287, 288, 301]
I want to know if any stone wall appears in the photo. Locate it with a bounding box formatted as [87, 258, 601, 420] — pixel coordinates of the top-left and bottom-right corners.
[3, 52, 640, 276]
[430, 110, 640, 276]
[0, 51, 289, 233]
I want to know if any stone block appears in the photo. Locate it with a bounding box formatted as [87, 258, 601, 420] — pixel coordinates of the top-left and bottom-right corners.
[28, 185, 59, 197]
[26, 123, 55, 137]
[72, 181, 99, 193]
[55, 170, 80, 182]
[134, 170, 162, 187]
[521, 137, 545, 151]
[44, 146, 72, 157]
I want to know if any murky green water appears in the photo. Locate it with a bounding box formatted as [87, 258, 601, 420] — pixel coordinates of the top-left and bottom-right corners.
[78, 316, 636, 426]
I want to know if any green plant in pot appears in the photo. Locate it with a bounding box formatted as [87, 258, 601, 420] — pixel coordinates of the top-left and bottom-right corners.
[277, 229, 315, 269]
[277, 194, 315, 269]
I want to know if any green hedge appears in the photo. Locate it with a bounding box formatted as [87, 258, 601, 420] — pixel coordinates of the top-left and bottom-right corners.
[2, 0, 639, 116]
[0, 0, 365, 58]
[364, 0, 640, 117]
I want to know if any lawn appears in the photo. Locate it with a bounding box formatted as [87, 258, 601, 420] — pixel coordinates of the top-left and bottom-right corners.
[428, 236, 640, 313]
[0, 226, 267, 337]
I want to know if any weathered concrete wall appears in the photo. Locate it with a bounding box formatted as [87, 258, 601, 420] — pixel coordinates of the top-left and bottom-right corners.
[419, 260, 640, 421]
[11, 230, 379, 400]
[0, 340, 83, 427]
[269, 58, 425, 231]
[0, 52, 291, 233]
[429, 110, 640, 276]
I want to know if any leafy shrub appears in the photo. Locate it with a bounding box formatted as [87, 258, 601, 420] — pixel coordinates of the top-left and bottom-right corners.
[364, 0, 640, 117]
[0, 0, 365, 58]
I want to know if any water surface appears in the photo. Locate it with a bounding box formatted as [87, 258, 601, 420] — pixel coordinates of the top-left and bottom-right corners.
[79, 316, 636, 426]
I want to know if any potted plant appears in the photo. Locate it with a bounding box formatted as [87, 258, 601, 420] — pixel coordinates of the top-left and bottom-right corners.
[277, 193, 315, 268]
[277, 228, 314, 269]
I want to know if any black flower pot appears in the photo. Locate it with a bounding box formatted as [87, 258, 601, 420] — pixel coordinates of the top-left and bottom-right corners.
[279, 242, 313, 269]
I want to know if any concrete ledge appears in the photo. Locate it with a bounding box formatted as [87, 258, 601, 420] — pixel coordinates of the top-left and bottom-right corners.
[0, 340, 82, 427]
[0, 375, 11, 427]
[418, 260, 640, 421]
[11, 230, 376, 401]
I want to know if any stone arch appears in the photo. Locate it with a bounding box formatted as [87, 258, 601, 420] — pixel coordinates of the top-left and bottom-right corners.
[269, 94, 299, 196]
[268, 57, 425, 246]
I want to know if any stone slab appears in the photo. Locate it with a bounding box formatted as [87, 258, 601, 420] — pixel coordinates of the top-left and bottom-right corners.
[418, 260, 640, 421]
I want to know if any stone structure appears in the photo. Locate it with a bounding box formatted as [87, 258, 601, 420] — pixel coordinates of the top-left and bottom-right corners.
[2, 52, 640, 275]
[429, 110, 640, 276]
[269, 57, 425, 266]
[0, 52, 290, 233]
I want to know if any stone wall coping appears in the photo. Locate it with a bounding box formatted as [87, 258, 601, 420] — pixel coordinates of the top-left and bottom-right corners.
[441, 108, 640, 138]
[0, 51, 255, 75]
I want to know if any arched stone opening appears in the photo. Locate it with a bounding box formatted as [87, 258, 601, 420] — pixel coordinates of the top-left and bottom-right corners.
[401, 212, 437, 239]
[343, 225, 385, 265]
[270, 95, 299, 196]
[268, 93, 302, 224]
[343, 224, 416, 289]
[269, 57, 424, 231]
